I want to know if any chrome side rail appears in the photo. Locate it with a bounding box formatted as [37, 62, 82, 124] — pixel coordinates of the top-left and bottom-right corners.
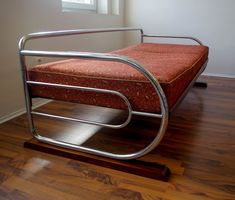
[18, 27, 169, 160]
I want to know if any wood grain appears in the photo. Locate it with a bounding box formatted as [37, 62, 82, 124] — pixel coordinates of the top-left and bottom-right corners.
[0, 76, 235, 199]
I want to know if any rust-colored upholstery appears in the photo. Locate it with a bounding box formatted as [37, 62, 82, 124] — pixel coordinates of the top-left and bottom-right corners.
[28, 43, 208, 113]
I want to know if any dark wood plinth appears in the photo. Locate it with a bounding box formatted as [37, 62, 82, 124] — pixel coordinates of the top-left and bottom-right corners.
[24, 139, 171, 182]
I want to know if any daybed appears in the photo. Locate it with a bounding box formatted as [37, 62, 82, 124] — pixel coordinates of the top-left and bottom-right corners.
[19, 28, 209, 160]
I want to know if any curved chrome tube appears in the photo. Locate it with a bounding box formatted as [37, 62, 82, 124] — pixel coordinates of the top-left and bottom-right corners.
[18, 27, 169, 160]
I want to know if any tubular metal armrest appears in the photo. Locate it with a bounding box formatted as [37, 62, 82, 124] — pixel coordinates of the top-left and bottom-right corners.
[18, 27, 170, 160]
[142, 34, 203, 45]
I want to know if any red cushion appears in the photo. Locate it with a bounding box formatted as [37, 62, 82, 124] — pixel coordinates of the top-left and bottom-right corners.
[28, 43, 208, 113]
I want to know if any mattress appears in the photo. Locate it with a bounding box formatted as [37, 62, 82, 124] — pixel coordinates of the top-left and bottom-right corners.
[28, 43, 209, 113]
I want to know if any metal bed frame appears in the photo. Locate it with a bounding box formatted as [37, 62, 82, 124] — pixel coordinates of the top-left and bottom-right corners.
[18, 27, 208, 160]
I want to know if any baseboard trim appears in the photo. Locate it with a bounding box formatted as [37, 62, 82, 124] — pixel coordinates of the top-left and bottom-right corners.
[202, 73, 235, 79]
[0, 99, 51, 124]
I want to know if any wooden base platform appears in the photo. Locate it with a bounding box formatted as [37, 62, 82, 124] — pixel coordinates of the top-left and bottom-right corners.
[24, 138, 171, 182]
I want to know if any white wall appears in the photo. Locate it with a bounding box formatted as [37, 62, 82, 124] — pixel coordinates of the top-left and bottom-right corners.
[125, 0, 235, 77]
[0, 0, 124, 122]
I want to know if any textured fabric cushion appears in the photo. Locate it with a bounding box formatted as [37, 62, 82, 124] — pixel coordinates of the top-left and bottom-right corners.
[28, 43, 209, 113]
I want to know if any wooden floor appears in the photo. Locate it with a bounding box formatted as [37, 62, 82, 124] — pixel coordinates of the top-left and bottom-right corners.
[0, 76, 235, 200]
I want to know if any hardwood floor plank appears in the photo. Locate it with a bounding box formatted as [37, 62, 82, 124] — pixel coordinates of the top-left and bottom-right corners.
[3, 177, 85, 200]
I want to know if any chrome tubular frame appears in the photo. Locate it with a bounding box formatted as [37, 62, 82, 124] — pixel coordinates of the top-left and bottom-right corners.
[18, 27, 205, 160]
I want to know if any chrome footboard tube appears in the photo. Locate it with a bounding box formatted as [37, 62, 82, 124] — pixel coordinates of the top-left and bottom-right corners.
[18, 28, 168, 160]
